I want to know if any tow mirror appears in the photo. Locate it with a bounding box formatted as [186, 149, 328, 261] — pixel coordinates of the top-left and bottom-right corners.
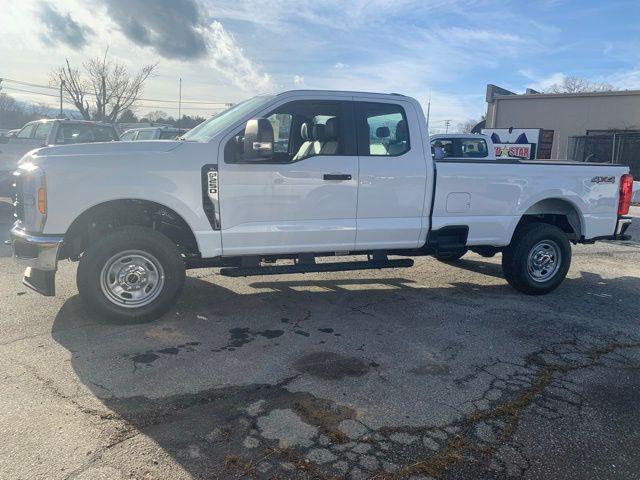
[243, 118, 274, 160]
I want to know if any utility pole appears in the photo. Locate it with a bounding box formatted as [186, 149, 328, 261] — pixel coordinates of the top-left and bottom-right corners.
[178, 78, 182, 134]
[426, 91, 431, 134]
[101, 76, 107, 122]
[59, 78, 64, 118]
[444, 119, 451, 134]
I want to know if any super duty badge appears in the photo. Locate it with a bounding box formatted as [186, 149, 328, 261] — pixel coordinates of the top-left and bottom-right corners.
[591, 176, 615, 184]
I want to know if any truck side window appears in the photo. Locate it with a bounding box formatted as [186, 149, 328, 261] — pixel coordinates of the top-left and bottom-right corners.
[461, 138, 488, 158]
[16, 124, 36, 138]
[358, 102, 410, 156]
[267, 113, 293, 153]
[136, 130, 155, 141]
[225, 100, 355, 163]
[120, 131, 136, 141]
[431, 139, 454, 160]
[33, 122, 53, 142]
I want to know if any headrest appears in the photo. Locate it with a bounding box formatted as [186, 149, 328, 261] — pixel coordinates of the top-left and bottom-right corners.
[312, 123, 328, 141]
[300, 122, 311, 141]
[376, 126, 390, 138]
[325, 117, 339, 139]
[395, 120, 408, 142]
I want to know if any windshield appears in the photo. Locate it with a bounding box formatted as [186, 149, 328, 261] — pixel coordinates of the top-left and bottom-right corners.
[182, 95, 274, 142]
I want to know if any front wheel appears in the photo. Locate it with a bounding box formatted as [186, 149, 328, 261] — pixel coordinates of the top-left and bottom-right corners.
[77, 226, 185, 323]
[501, 223, 571, 295]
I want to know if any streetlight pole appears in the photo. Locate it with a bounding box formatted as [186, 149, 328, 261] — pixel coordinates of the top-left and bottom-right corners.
[178, 78, 182, 135]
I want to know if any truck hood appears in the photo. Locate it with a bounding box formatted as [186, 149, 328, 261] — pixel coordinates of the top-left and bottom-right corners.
[29, 140, 182, 160]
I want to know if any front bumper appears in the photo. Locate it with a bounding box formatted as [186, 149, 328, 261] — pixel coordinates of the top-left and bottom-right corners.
[10, 224, 64, 296]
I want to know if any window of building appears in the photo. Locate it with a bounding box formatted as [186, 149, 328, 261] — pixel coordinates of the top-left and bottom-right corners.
[358, 102, 410, 156]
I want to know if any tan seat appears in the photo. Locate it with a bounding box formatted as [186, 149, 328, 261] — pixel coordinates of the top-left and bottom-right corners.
[309, 117, 339, 156]
[387, 120, 408, 155]
[292, 122, 314, 160]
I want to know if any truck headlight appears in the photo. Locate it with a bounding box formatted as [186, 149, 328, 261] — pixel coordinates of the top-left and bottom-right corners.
[15, 163, 47, 233]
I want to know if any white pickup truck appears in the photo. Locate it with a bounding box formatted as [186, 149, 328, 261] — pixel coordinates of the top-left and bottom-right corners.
[10, 90, 634, 322]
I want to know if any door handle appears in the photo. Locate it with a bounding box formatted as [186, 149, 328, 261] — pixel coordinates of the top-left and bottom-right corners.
[323, 174, 352, 181]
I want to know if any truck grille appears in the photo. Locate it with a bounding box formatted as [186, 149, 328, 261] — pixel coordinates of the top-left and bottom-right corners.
[13, 172, 24, 222]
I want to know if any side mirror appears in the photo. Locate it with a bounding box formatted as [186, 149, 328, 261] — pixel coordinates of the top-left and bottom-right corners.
[243, 118, 274, 160]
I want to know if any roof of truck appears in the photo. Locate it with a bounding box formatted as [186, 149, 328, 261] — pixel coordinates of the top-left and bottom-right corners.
[274, 89, 409, 99]
[430, 133, 488, 138]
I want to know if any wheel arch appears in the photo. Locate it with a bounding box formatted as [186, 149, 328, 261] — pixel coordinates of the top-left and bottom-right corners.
[62, 198, 201, 260]
[513, 197, 584, 243]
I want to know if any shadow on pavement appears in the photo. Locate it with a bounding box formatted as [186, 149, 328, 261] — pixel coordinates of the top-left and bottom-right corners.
[48, 266, 640, 479]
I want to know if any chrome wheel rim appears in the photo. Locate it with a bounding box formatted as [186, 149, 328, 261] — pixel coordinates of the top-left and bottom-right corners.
[527, 240, 561, 283]
[100, 250, 165, 308]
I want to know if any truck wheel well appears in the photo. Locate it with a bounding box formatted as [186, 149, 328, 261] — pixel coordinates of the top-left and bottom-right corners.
[516, 198, 583, 242]
[62, 199, 200, 260]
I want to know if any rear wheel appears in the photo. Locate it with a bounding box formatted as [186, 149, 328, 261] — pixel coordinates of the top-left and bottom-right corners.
[77, 226, 185, 322]
[501, 223, 571, 295]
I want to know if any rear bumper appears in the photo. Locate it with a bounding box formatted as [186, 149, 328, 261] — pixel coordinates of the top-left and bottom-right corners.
[614, 215, 632, 239]
[584, 216, 633, 243]
[10, 224, 64, 296]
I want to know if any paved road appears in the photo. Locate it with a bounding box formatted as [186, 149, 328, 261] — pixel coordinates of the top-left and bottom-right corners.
[1, 204, 639, 480]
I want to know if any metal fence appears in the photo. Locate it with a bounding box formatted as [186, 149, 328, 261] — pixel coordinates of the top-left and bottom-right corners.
[568, 132, 640, 178]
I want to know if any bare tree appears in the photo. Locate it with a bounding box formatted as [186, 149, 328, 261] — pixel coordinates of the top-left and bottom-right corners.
[457, 119, 479, 133]
[545, 76, 617, 94]
[145, 110, 169, 122]
[52, 51, 156, 122]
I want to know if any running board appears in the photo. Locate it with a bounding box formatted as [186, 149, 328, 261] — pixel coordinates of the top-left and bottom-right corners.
[219, 258, 414, 277]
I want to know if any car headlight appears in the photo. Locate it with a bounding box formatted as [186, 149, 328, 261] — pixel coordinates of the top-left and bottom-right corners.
[15, 162, 46, 232]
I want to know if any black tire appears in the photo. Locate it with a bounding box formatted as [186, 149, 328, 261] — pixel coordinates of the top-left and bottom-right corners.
[436, 250, 467, 262]
[501, 222, 571, 295]
[77, 226, 185, 323]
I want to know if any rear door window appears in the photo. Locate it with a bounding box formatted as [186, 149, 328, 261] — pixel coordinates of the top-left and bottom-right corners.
[461, 138, 488, 158]
[431, 139, 455, 159]
[136, 130, 155, 140]
[55, 124, 118, 144]
[356, 102, 410, 156]
[159, 130, 178, 140]
[33, 122, 53, 142]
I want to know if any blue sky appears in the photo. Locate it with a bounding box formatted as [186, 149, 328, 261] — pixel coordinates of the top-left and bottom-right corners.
[1, 0, 639, 131]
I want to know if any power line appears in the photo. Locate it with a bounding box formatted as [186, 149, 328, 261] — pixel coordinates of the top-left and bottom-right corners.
[0, 76, 233, 105]
[3, 86, 227, 112]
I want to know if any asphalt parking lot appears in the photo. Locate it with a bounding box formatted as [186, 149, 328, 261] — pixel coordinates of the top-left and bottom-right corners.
[1, 202, 639, 480]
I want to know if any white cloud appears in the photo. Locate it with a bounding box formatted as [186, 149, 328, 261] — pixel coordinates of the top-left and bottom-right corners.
[201, 21, 274, 93]
[293, 75, 305, 86]
[605, 68, 640, 90]
[520, 70, 566, 91]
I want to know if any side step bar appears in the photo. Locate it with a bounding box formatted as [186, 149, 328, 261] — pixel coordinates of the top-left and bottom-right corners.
[219, 258, 414, 277]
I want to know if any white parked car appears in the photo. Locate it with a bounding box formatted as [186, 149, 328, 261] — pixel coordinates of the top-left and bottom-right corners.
[119, 126, 181, 141]
[10, 90, 634, 322]
[0, 119, 119, 196]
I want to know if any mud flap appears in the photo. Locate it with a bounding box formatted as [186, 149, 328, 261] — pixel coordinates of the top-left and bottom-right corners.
[23, 267, 56, 296]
